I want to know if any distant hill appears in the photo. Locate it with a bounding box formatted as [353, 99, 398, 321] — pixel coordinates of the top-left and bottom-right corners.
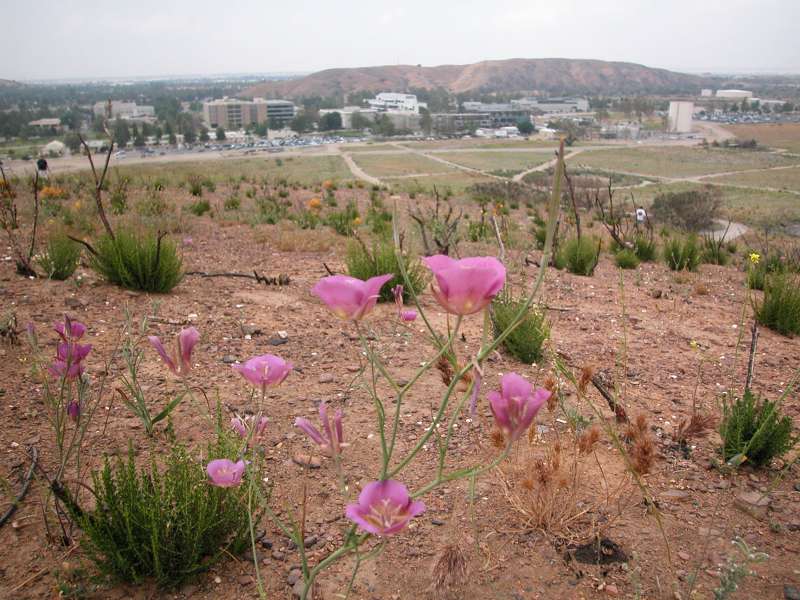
[0, 79, 23, 88]
[243, 58, 710, 99]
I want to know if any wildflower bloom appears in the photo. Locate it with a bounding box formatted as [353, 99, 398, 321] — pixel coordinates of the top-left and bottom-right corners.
[232, 354, 292, 388]
[295, 402, 347, 456]
[422, 256, 506, 315]
[49, 340, 92, 380]
[392, 284, 418, 322]
[231, 415, 268, 438]
[345, 479, 425, 536]
[488, 373, 550, 441]
[308, 197, 322, 210]
[206, 459, 246, 488]
[67, 400, 80, 422]
[749, 252, 760, 265]
[312, 274, 393, 321]
[148, 327, 200, 376]
[54, 317, 87, 342]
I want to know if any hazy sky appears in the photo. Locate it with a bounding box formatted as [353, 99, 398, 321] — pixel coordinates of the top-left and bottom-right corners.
[2, 0, 798, 80]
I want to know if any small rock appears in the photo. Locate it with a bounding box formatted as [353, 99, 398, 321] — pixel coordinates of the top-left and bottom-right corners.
[431, 518, 445, 526]
[214, 576, 222, 584]
[605, 584, 619, 596]
[260, 538, 273, 549]
[736, 491, 770, 507]
[785, 585, 800, 600]
[222, 355, 237, 364]
[660, 489, 690, 500]
[304, 534, 318, 548]
[346, 365, 360, 373]
[292, 580, 305, 598]
[272, 550, 286, 561]
[677, 551, 691, 561]
[287, 569, 302, 586]
[278, 330, 288, 339]
[292, 452, 322, 469]
[793, 482, 800, 493]
[318, 373, 334, 383]
[237, 575, 251, 586]
[268, 337, 288, 346]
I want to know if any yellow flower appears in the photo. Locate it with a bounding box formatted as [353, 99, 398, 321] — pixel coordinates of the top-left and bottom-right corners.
[749, 252, 760, 265]
[689, 340, 698, 350]
[353, 217, 362, 226]
[307, 197, 322, 210]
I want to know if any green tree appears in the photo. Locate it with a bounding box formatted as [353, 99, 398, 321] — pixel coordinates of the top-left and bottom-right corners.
[113, 120, 130, 146]
[516, 119, 534, 135]
[419, 108, 432, 135]
[215, 127, 226, 141]
[268, 116, 282, 130]
[373, 114, 395, 137]
[290, 113, 314, 133]
[199, 127, 210, 142]
[64, 132, 82, 153]
[319, 111, 342, 131]
[350, 111, 372, 130]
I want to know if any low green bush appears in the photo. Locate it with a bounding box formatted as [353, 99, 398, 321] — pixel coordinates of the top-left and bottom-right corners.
[291, 209, 320, 230]
[747, 254, 786, 290]
[556, 237, 600, 276]
[90, 229, 183, 293]
[491, 290, 549, 364]
[720, 389, 794, 467]
[325, 202, 359, 236]
[254, 197, 286, 224]
[701, 235, 730, 266]
[224, 195, 240, 211]
[755, 275, 800, 336]
[664, 236, 701, 271]
[72, 439, 252, 587]
[187, 199, 211, 217]
[614, 248, 640, 270]
[187, 176, 203, 197]
[345, 238, 426, 302]
[632, 235, 657, 262]
[136, 193, 170, 217]
[37, 232, 81, 280]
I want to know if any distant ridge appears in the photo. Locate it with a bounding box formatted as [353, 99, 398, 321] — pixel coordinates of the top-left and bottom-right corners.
[242, 58, 710, 98]
[0, 78, 23, 88]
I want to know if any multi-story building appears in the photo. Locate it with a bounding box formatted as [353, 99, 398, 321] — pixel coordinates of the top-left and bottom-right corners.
[366, 92, 423, 113]
[715, 89, 753, 99]
[92, 101, 155, 119]
[319, 107, 378, 129]
[431, 112, 489, 134]
[511, 97, 589, 113]
[202, 98, 296, 129]
[667, 101, 694, 133]
[461, 102, 531, 127]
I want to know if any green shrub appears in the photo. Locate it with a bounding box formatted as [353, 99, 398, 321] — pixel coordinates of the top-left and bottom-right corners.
[491, 290, 549, 363]
[615, 248, 640, 270]
[701, 235, 730, 266]
[651, 187, 721, 231]
[37, 233, 81, 280]
[325, 201, 359, 236]
[755, 275, 800, 336]
[90, 229, 183, 293]
[187, 199, 211, 217]
[747, 254, 785, 290]
[345, 238, 427, 302]
[187, 176, 203, 197]
[224, 195, 241, 211]
[72, 440, 251, 587]
[254, 197, 287, 224]
[556, 237, 600, 276]
[201, 178, 216, 192]
[291, 209, 320, 230]
[720, 389, 794, 467]
[632, 235, 657, 262]
[468, 220, 491, 242]
[664, 236, 701, 271]
[136, 193, 170, 217]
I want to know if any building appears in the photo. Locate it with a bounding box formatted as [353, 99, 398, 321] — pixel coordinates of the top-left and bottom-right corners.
[319, 106, 377, 129]
[92, 101, 155, 119]
[511, 97, 589, 113]
[700, 89, 713, 97]
[366, 93, 423, 113]
[715, 89, 753, 99]
[203, 98, 296, 129]
[667, 101, 694, 133]
[461, 102, 531, 127]
[28, 118, 63, 132]
[431, 112, 488, 135]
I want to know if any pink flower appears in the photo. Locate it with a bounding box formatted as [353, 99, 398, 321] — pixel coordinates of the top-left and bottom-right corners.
[232, 354, 292, 388]
[345, 479, 426, 536]
[392, 284, 417, 322]
[67, 400, 81, 422]
[400, 310, 417, 322]
[231, 415, 268, 438]
[295, 402, 346, 456]
[422, 256, 506, 315]
[206, 458, 246, 488]
[54, 316, 87, 342]
[488, 373, 550, 441]
[49, 342, 92, 380]
[312, 274, 393, 321]
[148, 326, 200, 376]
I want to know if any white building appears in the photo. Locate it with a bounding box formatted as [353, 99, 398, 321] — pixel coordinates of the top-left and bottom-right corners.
[715, 89, 753, 100]
[667, 101, 694, 133]
[511, 97, 589, 113]
[93, 101, 155, 119]
[367, 93, 422, 113]
[319, 107, 377, 128]
[700, 89, 713, 97]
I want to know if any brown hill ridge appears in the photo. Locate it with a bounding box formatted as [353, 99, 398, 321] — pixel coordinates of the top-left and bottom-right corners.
[243, 58, 709, 99]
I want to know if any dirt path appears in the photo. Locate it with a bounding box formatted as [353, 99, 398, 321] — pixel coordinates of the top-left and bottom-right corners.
[390, 142, 506, 181]
[701, 219, 750, 241]
[692, 120, 737, 143]
[512, 148, 583, 182]
[340, 151, 382, 186]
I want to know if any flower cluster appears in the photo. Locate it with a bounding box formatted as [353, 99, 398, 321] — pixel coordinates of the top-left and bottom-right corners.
[49, 316, 92, 381]
[295, 402, 347, 457]
[148, 327, 200, 377]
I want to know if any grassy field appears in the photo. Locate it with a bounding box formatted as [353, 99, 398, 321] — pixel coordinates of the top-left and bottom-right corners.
[351, 152, 454, 177]
[345, 144, 403, 153]
[398, 138, 558, 151]
[724, 123, 800, 153]
[386, 170, 493, 194]
[574, 146, 800, 178]
[113, 155, 353, 185]
[707, 165, 800, 192]
[433, 151, 552, 175]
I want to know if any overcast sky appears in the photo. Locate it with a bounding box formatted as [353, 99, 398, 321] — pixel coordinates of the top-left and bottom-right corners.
[2, 0, 798, 81]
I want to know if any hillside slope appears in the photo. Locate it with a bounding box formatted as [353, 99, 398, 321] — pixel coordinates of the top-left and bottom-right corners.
[243, 58, 709, 98]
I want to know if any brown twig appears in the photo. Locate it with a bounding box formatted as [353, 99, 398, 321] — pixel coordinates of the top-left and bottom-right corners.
[28, 170, 40, 261]
[78, 133, 115, 240]
[184, 270, 290, 286]
[745, 321, 759, 392]
[66, 235, 98, 256]
[0, 446, 38, 529]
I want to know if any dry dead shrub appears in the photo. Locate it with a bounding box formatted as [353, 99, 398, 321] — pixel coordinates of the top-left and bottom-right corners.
[498, 429, 631, 542]
[543, 375, 558, 412]
[429, 541, 469, 599]
[578, 365, 594, 395]
[693, 282, 710, 296]
[626, 414, 655, 475]
[261, 223, 340, 253]
[674, 411, 714, 444]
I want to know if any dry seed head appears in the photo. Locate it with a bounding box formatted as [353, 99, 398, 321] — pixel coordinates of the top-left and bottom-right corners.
[431, 542, 469, 598]
[490, 427, 506, 449]
[578, 366, 594, 395]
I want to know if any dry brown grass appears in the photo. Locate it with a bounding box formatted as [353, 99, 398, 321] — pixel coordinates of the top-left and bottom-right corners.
[625, 414, 655, 475]
[254, 223, 342, 253]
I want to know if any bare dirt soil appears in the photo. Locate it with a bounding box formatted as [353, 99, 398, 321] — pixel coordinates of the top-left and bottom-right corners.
[1, 183, 799, 600]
